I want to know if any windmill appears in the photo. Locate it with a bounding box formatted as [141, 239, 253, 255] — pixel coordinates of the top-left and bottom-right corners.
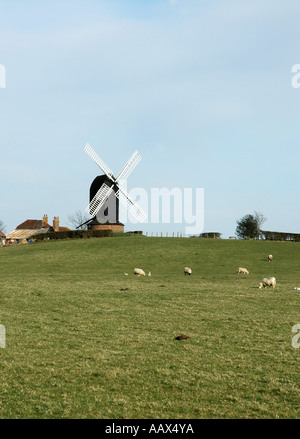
[79, 143, 147, 232]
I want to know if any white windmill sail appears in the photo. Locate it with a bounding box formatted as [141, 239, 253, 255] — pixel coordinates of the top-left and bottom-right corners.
[84, 143, 115, 180]
[86, 183, 114, 217]
[116, 150, 141, 183]
[116, 186, 147, 223]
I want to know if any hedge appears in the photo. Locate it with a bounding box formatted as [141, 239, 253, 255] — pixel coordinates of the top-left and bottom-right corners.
[261, 231, 300, 242]
[33, 229, 113, 241]
[199, 232, 222, 239]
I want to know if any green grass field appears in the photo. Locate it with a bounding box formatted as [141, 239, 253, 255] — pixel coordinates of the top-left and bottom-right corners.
[0, 235, 299, 419]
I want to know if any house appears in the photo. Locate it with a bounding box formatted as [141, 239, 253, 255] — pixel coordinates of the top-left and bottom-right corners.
[0, 230, 6, 247]
[6, 214, 69, 244]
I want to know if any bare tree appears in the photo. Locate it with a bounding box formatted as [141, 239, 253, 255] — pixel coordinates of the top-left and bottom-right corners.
[0, 220, 6, 233]
[68, 210, 90, 230]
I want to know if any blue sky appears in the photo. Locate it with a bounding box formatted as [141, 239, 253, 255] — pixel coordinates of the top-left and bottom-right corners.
[0, 0, 300, 237]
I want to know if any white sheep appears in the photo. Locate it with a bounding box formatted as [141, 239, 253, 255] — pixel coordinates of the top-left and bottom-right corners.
[184, 267, 192, 275]
[268, 255, 273, 262]
[236, 267, 249, 275]
[133, 268, 146, 276]
[259, 277, 276, 289]
[148, 272, 152, 276]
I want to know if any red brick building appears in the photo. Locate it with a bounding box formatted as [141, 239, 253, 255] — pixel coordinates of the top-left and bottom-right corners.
[6, 215, 69, 244]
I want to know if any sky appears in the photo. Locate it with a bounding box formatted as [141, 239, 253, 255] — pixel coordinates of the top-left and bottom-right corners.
[0, 0, 300, 238]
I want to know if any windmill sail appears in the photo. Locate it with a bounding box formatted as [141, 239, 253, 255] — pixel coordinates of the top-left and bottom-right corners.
[84, 143, 115, 180]
[116, 187, 147, 223]
[116, 150, 141, 182]
[86, 183, 114, 217]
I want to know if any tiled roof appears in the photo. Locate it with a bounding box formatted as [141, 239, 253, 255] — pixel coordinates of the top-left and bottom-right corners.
[16, 220, 52, 230]
[16, 220, 42, 230]
[10, 218, 69, 238]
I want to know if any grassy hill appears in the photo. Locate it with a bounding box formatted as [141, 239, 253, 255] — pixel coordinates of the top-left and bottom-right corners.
[0, 236, 299, 418]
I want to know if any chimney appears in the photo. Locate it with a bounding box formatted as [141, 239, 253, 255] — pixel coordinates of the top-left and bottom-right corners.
[53, 216, 60, 232]
[42, 214, 48, 227]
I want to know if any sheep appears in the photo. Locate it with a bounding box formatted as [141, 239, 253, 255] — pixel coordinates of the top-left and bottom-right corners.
[268, 255, 273, 262]
[133, 268, 146, 276]
[236, 267, 249, 275]
[184, 267, 192, 276]
[259, 277, 276, 289]
[148, 272, 152, 276]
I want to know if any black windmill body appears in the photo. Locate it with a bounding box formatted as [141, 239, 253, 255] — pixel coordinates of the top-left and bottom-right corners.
[90, 174, 120, 225]
[80, 144, 146, 229]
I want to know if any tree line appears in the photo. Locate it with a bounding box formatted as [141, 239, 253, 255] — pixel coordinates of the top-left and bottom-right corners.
[236, 211, 300, 241]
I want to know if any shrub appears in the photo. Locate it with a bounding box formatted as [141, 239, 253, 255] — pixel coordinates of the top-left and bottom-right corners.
[199, 232, 222, 239]
[33, 229, 113, 241]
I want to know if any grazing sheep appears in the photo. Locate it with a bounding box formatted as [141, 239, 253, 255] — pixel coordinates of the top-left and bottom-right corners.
[124, 272, 128, 276]
[133, 268, 146, 276]
[236, 267, 249, 275]
[148, 272, 152, 277]
[268, 255, 273, 262]
[259, 277, 276, 289]
[184, 267, 192, 275]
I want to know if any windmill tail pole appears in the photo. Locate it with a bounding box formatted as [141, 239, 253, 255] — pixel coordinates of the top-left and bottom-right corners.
[76, 217, 94, 229]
